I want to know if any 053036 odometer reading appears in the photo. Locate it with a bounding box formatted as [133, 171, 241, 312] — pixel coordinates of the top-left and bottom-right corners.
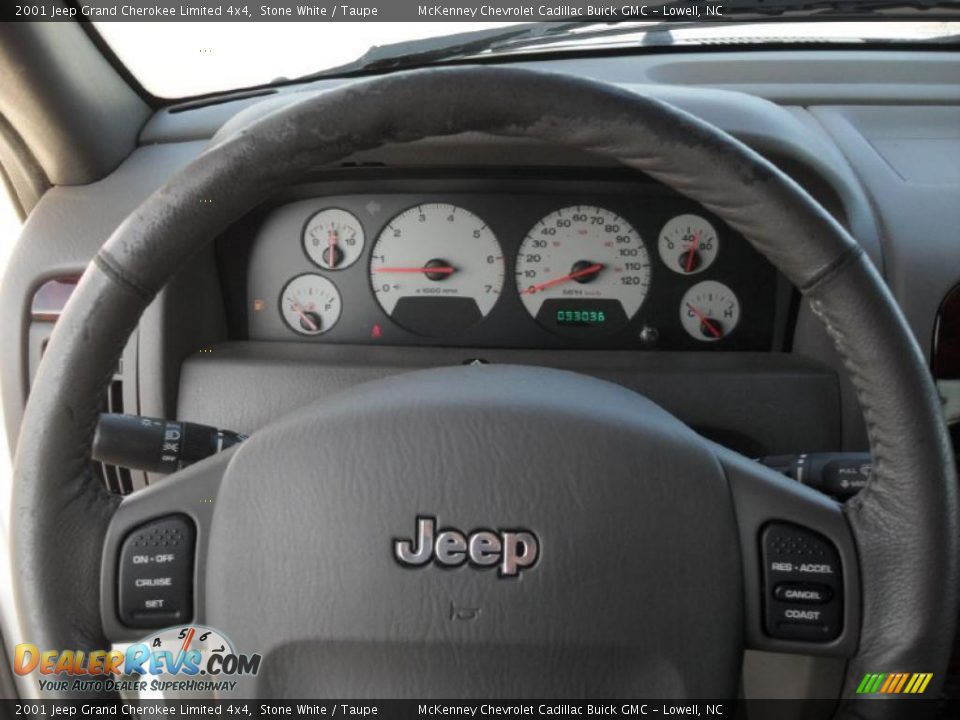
[516, 206, 651, 337]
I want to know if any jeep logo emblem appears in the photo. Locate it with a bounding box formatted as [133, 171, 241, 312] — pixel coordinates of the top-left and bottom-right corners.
[393, 516, 540, 577]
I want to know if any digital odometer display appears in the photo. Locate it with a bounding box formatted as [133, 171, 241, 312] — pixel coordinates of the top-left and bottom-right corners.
[556, 309, 608, 326]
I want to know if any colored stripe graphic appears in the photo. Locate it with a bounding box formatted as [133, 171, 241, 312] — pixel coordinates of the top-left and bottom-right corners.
[892, 673, 910, 693]
[857, 672, 932, 694]
[879, 674, 895, 693]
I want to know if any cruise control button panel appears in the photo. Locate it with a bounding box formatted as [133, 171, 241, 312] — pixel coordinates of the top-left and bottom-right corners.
[761, 523, 842, 642]
[118, 515, 195, 628]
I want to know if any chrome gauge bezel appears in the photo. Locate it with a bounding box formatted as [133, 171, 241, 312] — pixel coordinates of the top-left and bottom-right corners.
[369, 202, 505, 337]
[658, 214, 720, 276]
[278, 273, 343, 336]
[679, 280, 742, 342]
[515, 205, 652, 338]
[302, 207, 366, 270]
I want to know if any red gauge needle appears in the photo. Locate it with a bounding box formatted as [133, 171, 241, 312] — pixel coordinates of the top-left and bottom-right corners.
[685, 231, 702, 273]
[327, 230, 339, 267]
[686, 303, 722, 339]
[180, 627, 196, 654]
[290, 303, 318, 332]
[521, 263, 604, 295]
[374, 266, 456, 275]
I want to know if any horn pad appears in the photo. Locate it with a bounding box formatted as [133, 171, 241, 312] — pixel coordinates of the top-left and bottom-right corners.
[206, 365, 743, 697]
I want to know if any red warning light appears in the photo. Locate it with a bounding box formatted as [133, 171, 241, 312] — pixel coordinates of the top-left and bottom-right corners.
[371, 323, 382, 339]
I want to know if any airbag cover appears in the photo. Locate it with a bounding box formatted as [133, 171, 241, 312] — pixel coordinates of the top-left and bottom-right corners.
[206, 365, 742, 697]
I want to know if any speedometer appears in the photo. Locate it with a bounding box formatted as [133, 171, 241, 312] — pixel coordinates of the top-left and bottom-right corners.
[516, 206, 651, 337]
[370, 203, 504, 337]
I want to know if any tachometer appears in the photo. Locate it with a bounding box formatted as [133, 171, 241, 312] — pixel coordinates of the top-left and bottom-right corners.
[370, 203, 504, 336]
[516, 206, 650, 337]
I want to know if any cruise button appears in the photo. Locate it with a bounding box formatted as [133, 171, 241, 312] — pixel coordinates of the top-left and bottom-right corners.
[773, 582, 833, 604]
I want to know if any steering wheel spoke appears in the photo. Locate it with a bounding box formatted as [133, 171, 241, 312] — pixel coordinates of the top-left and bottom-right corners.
[99, 450, 233, 643]
[715, 445, 861, 658]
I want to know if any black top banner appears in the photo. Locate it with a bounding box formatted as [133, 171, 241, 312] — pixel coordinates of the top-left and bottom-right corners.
[9, 1, 730, 22]
[6, 0, 956, 22]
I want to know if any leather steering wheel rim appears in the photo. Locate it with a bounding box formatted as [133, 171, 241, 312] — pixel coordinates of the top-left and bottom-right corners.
[12, 67, 958, 706]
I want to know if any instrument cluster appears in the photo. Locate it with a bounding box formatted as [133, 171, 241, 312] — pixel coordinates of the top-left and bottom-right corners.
[246, 191, 779, 351]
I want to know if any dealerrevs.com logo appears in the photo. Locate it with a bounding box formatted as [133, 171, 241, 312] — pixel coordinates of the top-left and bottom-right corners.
[14, 625, 261, 694]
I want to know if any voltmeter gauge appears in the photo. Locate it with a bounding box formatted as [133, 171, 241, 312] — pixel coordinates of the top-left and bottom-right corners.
[658, 214, 718, 275]
[680, 280, 740, 342]
[303, 208, 365, 270]
[280, 274, 342, 336]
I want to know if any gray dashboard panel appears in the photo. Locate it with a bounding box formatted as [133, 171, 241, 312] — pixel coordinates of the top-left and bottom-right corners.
[140, 51, 960, 143]
[810, 105, 960, 353]
[176, 343, 840, 458]
[0, 142, 208, 448]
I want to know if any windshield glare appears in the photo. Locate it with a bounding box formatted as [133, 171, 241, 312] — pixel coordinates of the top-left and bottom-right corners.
[95, 21, 959, 99]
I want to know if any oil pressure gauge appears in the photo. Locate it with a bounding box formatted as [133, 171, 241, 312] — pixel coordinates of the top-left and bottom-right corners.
[280, 274, 342, 336]
[680, 280, 740, 342]
[658, 214, 718, 275]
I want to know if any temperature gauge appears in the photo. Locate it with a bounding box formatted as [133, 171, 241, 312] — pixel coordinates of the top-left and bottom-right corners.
[303, 208, 365, 269]
[680, 280, 740, 342]
[658, 214, 718, 275]
[280, 274, 342, 336]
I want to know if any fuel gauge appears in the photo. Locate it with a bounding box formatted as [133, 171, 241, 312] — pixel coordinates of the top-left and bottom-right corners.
[280, 274, 342, 336]
[680, 281, 740, 342]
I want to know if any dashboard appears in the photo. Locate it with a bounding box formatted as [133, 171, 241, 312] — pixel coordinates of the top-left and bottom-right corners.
[243, 177, 781, 351]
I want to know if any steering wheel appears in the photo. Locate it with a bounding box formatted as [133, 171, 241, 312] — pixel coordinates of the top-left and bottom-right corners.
[12, 68, 958, 707]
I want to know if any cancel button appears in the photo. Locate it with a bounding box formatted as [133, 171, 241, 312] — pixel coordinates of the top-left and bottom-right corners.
[773, 582, 833, 604]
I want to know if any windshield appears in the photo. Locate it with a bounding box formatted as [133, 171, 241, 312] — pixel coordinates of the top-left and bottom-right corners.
[95, 20, 960, 99]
